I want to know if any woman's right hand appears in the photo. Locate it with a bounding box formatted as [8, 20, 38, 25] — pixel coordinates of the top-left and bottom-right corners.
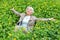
[10, 8, 14, 11]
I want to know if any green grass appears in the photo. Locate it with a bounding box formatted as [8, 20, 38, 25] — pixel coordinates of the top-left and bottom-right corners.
[0, 0, 60, 40]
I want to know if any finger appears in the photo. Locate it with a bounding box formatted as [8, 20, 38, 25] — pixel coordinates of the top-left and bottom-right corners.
[52, 19, 56, 21]
[13, 8, 14, 9]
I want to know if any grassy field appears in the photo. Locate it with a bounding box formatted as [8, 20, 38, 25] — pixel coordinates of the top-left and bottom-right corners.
[0, 0, 60, 40]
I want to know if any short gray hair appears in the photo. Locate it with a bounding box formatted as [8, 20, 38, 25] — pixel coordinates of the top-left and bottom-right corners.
[26, 6, 34, 13]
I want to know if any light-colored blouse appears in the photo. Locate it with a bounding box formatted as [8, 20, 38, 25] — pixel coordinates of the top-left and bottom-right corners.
[21, 16, 30, 27]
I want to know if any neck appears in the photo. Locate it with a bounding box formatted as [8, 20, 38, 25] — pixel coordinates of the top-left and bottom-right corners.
[26, 14, 31, 16]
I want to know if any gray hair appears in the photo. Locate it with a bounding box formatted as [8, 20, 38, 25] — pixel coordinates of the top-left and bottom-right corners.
[26, 6, 34, 13]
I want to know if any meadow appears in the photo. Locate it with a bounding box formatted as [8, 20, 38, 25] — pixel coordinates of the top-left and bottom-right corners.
[0, 0, 60, 40]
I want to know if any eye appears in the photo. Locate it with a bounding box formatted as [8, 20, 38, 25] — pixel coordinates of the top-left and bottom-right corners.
[30, 9, 32, 11]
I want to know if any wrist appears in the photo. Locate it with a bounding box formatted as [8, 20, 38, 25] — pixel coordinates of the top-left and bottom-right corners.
[48, 18, 51, 20]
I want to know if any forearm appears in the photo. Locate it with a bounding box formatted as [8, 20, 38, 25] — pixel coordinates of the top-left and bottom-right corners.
[37, 18, 52, 21]
[11, 9, 21, 16]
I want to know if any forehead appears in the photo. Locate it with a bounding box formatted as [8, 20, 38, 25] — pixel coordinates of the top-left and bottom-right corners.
[27, 7, 32, 9]
[27, 7, 33, 10]
[27, 7, 33, 9]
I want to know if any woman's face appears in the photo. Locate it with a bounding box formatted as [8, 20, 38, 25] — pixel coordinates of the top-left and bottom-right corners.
[26, 8, 33, 15]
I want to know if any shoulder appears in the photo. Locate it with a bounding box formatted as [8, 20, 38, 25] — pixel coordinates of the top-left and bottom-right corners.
[20, 13, 26, 16]
[31, 16, 37, 20]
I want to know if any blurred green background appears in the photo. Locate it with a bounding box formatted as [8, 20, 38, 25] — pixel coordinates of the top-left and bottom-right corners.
[0, 0, 60, 40]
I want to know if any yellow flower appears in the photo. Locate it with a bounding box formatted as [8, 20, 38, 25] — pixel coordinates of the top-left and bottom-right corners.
[9, 33, 12, 37]
[14, 38, 16, 40]
[36, 27, 40, 29]
[34, 34, 36, 38]
[9, 22, 11, 25]
[27, 2, 30, 5]
[32, 0, 34, 1]
[48, 26, 51, 30]
[44, 2, 47, 5]
[21, 27, 26, 31]
[32, 37, 34, 40]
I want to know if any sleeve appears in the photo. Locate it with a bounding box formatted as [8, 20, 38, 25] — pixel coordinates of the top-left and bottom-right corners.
[11, 9, 23, 16]
[36, 18, 50, 21]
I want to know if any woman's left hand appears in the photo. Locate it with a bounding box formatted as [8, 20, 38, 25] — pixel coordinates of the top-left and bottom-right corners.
[49, 18, 56, 21]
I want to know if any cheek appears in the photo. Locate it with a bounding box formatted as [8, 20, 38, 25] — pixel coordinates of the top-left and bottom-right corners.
[26, 10, 33, 14]
[29, 10, 32, 13]
[27, 12, 32, 14]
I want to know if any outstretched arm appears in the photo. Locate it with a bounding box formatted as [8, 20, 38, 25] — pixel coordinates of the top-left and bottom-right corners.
[36, 18, 55, 21]
[10, 8, 22, 16]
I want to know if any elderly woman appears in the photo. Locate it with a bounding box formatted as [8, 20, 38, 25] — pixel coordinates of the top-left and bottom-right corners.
[10, 6, 55, 33]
